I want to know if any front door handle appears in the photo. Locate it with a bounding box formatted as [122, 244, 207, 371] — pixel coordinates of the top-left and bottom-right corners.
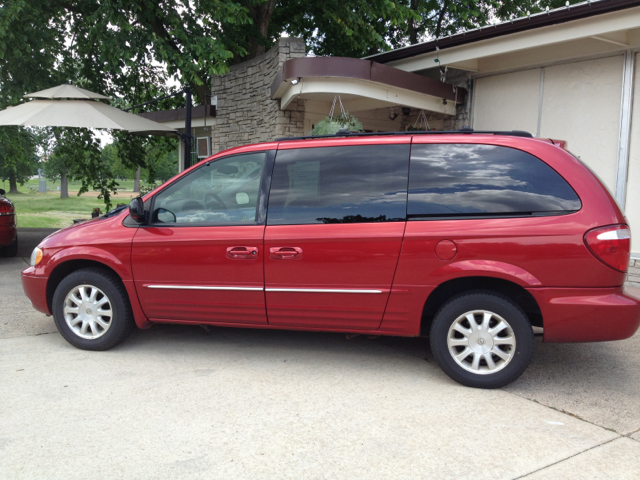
[269, 247, 303, 260]
[226, 246, 259, 259]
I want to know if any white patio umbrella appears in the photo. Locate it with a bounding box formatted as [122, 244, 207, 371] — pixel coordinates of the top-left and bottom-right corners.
[0, 84, 177, 135]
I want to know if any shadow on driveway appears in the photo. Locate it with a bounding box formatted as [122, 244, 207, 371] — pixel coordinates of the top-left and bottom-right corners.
[16, 228, 59, 258]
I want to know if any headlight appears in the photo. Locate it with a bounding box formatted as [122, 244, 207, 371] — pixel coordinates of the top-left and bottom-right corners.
[30, 247, 43, 266]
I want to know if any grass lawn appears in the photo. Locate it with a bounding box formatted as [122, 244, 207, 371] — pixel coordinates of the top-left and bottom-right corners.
[4, 178, 137, 193]
[3, 179, 140, 228]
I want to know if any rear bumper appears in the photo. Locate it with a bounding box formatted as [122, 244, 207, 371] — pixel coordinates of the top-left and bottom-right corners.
[21, 268, 51, 315]
[529, 287, 640, 342]
[0, 222, 16, 247]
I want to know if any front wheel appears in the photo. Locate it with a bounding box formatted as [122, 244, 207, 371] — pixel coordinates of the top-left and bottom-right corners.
[52, 268, 134, 351]
[430, 292, 534, 389]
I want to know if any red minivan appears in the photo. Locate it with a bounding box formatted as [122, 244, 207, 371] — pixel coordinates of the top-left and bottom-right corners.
[21, 131, 640, 388]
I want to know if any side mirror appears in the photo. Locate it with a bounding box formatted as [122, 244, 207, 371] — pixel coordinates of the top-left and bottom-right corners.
[129, 197, 147, 224]
[0, 189, 5, 196]
[155, 208, 176, 224]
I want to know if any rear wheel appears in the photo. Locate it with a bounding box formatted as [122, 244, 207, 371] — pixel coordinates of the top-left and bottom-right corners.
[430, 291, 534, 389]
[52, 268, 134, 351]
[0, 235, 17, 257]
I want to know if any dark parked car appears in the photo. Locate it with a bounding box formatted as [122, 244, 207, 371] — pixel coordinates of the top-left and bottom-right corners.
[0, 188, 17, 257]
[21, 130, 640, 388]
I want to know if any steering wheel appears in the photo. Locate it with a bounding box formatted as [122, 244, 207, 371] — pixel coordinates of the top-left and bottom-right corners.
[203, 191, 228, 210]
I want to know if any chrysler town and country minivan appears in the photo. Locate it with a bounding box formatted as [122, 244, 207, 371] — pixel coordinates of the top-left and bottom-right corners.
[21, 131, 640, 388]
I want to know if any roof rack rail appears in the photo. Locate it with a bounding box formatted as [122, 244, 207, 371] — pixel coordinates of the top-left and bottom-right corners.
[275, 128, 533, 141]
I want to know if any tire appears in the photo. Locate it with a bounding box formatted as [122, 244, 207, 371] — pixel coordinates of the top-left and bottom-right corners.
[52, 268, 134, 351]
[0, 235, 17, 257]
[430, 291, 534, 389]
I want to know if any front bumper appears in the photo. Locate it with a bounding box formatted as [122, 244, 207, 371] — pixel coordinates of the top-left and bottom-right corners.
[21, 267, 51, 315]
[529, 286, 640, 343]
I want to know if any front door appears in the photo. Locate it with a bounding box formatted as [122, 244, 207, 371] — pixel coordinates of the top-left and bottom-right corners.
[132, 151, 269, 325]
[264, 141, 410, 330]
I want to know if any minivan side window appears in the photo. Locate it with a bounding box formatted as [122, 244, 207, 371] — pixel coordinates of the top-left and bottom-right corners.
[267, 144, 410, 225]
[151, 152, 266, 225]
[408, 144, 581, 218]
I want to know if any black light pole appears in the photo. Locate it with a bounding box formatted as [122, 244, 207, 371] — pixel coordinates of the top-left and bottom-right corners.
[184, 87, 192, 171]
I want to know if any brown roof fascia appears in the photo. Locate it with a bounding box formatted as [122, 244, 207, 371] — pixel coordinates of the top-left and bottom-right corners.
[369, 0, 640, 64]
[271, 56, 466, 104]
[137, 104, 215, 123]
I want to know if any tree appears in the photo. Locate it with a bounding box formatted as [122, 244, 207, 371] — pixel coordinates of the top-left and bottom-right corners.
[0, 0, 585, 208]
[44, 127, 119, 208]
[0, 126, 38, 193]
[271, 0, 585, 57]
[101, 137, 178, 185]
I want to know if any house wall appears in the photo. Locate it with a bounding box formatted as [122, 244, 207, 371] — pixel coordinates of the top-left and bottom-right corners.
[473, 69, 541, 134]
[626, 54, 640, 263]
[471, 54, 640, 282]
[473, 57, 624, 192]
[539, 56, 624, 190]
[210, 37, 306, 153]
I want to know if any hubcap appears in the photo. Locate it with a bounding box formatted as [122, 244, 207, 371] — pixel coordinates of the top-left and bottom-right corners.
[446, 310, 516, 375]
[63, 284, 113, 340]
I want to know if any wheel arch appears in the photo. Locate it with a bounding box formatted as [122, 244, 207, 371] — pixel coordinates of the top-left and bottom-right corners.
[420, 276, 542, 336]
[46, 259, 124, 314]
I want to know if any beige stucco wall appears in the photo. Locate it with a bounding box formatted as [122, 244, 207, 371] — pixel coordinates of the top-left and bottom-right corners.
[625, 53, 640, 254]
[539, 56, 623, 191]
[472, 69, 541, 133]
[472, 58, 623, 193]
[471, 54, 639, 256]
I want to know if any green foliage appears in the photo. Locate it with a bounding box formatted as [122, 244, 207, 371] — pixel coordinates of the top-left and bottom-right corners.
[0, 1, 70, 109]
[311, 113, 365, 135]
[101, 140, 177, 183]
[111, 132, 178, 184]
[271, 0, 417, 57]
[139, 181, 159, 196]
[271, 0, 585, 57]
[0, 126, 39, 192]
[49, 128, 118, 210]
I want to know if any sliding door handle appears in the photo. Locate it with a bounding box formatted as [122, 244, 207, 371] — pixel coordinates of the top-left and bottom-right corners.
[269, 247, 303, 260]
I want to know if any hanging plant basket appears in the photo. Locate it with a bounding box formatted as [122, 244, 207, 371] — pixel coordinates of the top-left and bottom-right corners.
[311, 96, 364, 135]
[407, 110, 436, 131]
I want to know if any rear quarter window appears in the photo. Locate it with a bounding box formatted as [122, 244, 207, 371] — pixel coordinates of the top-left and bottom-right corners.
[408, 144, 581, 218]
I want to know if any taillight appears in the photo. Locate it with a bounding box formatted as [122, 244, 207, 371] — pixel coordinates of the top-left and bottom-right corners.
[0, 202, 14, 215]
[584, 225, 631, 272]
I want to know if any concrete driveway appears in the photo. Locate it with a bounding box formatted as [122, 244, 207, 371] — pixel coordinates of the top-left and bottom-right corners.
[1, 229, 640, 479]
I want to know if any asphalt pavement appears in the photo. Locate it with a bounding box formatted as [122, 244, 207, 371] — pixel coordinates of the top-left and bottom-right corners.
[1, 229, 639, 479]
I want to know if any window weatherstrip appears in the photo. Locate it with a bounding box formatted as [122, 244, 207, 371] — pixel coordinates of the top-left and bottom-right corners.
[147, 285, 263, 291]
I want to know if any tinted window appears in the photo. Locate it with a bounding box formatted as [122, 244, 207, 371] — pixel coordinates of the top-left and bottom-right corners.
[152, 152, 266, 225]
[408, 144, 581, 217]
[267, 145, 409, 225]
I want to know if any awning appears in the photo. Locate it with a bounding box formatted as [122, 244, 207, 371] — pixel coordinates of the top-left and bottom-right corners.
[271, 57, 466, 116]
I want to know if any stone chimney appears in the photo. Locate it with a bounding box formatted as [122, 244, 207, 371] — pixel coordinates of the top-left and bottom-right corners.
[211, 37, 306, 153]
